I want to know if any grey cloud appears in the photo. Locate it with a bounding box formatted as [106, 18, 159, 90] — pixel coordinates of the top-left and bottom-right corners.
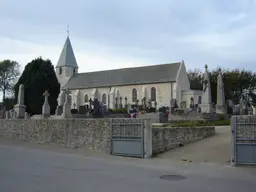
[1, 0, 256, 70]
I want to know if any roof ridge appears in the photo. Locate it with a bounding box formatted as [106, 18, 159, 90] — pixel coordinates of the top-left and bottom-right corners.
[77, 62, 182, 75]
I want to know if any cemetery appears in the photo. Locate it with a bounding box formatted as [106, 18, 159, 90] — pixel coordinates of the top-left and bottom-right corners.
[0, 63, 234, 158]
[0, 46, 256, 164]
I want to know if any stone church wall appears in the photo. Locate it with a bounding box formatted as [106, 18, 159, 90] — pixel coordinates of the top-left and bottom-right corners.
[0, 119, 214, 155]
[74, 82, 175, 109]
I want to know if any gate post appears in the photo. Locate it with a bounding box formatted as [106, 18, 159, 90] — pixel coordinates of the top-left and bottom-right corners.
[230, 116, 237, 166]
[143, 119, 152, 158]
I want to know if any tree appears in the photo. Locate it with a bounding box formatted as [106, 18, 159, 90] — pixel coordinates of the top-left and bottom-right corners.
[188, 68, 203, 90]
[187, 67, 256, 104]
[0, 60, 20, 108]
[14, 57, 60, 115]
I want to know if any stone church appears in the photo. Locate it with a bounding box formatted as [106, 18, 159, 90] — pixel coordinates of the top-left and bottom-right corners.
[55, 36, 203, 110]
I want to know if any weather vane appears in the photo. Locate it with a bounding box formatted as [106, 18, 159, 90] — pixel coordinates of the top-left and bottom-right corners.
[67, 25, 70, 36]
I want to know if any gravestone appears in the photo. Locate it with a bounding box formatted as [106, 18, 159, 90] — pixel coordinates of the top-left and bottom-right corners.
[62, 89, 72, 118]
[115, 97, 118, 109]
[55, 90, 65, 115]
[14, 84, 26, 119]
[200, 65, 213, 113]
[190, 97, 195, 108]
[5, 111, 9, 119]
[78, 105, 86, 114]
[252, 106, 256, 115]
[89, 98, 93, 110]
[42, 90, 51, 118]
[92, 99, 103, 118]
[239, 96, 245, 115]
[119, 97, 123, 108]
[124, 97, 128, 108]
[216, 68, 227, 114]
[24, 112, 29, 119]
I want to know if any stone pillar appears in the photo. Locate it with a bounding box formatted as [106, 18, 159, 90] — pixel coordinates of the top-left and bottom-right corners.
[42, 90, 51, 118]
[200, 65, 213, 113]
[216, 68, 227, 114]
[5, 111, 9, 119]
[62, 89, 72, 118]
[143, 119, 152, 158]
[14, 84, 26, 119]
[252, 106, 256, 115]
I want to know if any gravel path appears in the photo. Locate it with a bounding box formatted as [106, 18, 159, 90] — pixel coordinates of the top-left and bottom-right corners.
[157, 126, 232, 164]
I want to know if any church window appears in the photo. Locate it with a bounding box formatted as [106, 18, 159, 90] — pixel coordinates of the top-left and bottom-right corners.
[73, 68, 75, 74]
[84, 94, 89, 102]
[102, 93, 107, 104]
[132, 88, 137, 102]
[59, 67, 62, 75]
[151, 87, 156, 101]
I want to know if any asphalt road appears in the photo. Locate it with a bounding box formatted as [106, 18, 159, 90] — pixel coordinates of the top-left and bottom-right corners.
[1, 141, 256, 192]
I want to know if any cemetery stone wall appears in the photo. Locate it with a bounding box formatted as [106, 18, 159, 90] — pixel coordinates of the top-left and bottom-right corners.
[0, 119, 215, 155]
[152, 126, 215, 155]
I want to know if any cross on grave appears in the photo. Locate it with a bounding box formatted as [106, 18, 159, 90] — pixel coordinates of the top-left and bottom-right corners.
[42, 90, 50, 118]
[43, 90, 50, 102]
[89, 98, 93, 109]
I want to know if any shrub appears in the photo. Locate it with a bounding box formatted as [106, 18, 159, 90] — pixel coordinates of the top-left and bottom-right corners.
[108, 108, 127, 114]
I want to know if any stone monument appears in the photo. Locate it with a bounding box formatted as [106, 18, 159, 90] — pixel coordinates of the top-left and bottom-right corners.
[62, 89, 72, 118]
[42, 90, 50, 118]
[14, 84, 26, 119]
[239, 96, 245, 115]
[200, 64, 213, 113]
[216, 68, 227, 114]
[92, 99, 104, 118]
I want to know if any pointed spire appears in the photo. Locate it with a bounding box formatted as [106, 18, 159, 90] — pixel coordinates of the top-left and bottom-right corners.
[56, 35, 78, 68]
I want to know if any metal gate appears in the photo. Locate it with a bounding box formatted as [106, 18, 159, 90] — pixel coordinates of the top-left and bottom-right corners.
[231, 116, 256, 165]
[110, 118, 145, 158]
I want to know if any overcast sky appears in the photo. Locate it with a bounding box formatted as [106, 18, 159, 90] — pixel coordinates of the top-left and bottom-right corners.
[0, 0, 256, 73]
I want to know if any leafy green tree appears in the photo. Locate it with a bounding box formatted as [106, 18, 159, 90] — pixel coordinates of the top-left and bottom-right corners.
[188, 68, 203, 90]
[0, 60, 20, 108]
[14, 57, 60, 115]
[188, 67, 256, 104]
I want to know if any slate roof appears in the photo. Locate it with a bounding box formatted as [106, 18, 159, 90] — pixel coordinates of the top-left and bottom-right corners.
[63, 62, 181, 90]
[56, 36, 78, 68]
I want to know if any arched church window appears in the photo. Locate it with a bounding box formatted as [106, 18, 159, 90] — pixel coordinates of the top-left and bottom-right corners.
[102, 93, 107, 104]
[84, 94, 89, 102]
[132, 88, 137, 102]
[59, 67, 62, 75]
[151, 87, 156, 101]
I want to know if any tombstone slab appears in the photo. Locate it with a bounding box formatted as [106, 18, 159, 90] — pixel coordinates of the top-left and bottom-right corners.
[14, 84, 26, 119]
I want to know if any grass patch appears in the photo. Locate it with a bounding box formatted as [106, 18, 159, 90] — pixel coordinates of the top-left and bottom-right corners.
[152, 119, 230, 128]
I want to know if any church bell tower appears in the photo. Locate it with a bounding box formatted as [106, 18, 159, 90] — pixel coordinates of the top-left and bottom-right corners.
[55, 27, 78, 89]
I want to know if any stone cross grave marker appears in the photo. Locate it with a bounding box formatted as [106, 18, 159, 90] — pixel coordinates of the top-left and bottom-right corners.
[200, 64, 213, 113]
[42, 90, 50, 118]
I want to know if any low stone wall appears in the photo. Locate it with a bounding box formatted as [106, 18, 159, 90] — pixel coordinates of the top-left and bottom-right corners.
[0, 119, 111, 153]
[0, 119, 215, 156]
[152, 126, 215, 155]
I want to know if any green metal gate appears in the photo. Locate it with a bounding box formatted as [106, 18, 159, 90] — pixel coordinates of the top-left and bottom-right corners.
[231, 116, 256, 165]
[110, 118, 145, 158]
